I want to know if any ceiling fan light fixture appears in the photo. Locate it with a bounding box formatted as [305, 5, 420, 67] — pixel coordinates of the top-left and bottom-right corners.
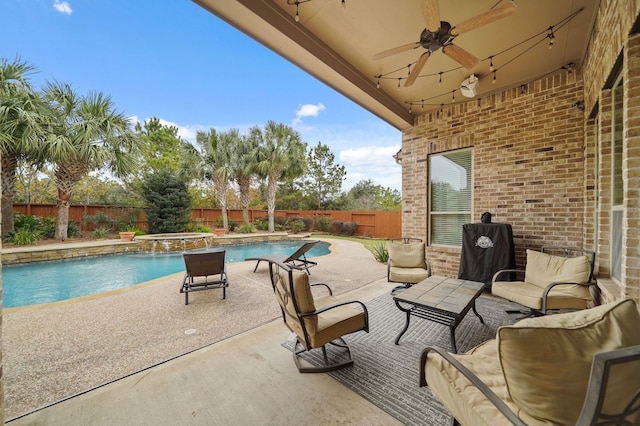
[460, 74, 478, 98]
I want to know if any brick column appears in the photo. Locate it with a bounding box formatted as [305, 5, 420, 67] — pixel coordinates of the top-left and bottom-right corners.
[623, 33, 640, 301]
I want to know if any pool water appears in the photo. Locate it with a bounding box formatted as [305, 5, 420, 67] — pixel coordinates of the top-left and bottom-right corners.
[3, 241, 330, 308]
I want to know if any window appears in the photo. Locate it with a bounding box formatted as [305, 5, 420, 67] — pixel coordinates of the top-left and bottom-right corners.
[611, 75, 623, 282]
[429, 149, 472, 246]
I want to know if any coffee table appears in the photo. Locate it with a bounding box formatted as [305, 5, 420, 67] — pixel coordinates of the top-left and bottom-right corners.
[392, 275, 485, 353]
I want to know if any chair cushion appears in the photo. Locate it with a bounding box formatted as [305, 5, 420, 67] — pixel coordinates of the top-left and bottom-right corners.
[307, 295, 367, 348]
[275, 270, 316, 340]
[388, 242, 426, 268]
[425, 340, 519, 426]
[525, 249, 591, 290]
[388, 266, 430, 285]
[496, 298, 640, 425]
[491, 280, 590, 310]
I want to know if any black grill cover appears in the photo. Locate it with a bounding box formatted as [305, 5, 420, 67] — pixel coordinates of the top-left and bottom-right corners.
[458, 223, 515, 287]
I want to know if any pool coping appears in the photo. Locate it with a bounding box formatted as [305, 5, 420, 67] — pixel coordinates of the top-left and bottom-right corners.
[1, 232, 312, 265]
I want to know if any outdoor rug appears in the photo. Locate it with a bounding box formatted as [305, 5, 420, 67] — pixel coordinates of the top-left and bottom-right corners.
[283, 291, 518, 426]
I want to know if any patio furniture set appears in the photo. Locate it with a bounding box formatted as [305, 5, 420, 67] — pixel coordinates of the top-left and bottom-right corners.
[179, 237, 640, 425]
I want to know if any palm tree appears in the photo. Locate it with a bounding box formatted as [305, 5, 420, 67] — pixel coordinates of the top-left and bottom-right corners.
[0, 57, 46, 233]
[43, 81, 140, 240]
[254, 120, 306, 232]
[230, 127, 260, 226]
[194, 129, 233, 230]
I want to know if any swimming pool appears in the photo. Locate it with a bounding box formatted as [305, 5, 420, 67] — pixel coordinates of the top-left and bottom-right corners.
[3, 241, 330, 308]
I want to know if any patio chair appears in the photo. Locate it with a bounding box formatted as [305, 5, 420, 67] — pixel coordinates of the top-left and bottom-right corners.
[491, 246, 596, 318]
[387, 238, 431, 290]
[248, 240, 319, 275]
[180, 251, 228, 305]
[266, 259, 369, 373]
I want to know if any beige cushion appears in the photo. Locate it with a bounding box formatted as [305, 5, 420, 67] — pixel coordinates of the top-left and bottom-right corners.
[525, 249, 591, 288]
[492, 250, 592, 309]
[425, 341, 519, 426]
[277, 270, 366, 349]
[388, 266, 430, 284]
[496, 299, 640, 425]
[388, 242, 426, 268]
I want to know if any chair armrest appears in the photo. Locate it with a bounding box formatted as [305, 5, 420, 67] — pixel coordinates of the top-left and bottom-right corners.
[491, 269, 524, 285]
[310, 282, 333, 295]
[541, 280, 596, 312]
[420, 346, 527, 426]
[299, 300, 369, 332]
[577, 345, 640, 426]
[425, 258, 432, 276]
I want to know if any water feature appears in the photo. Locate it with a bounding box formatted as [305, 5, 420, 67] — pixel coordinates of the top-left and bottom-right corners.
[3, 241, 331, 308]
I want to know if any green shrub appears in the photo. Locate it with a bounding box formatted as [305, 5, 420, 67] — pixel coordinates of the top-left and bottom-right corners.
[370, 240, 389, 263]
[229, 220, 239, 231]
[9, 228, 42, 245]
[314, 216, 331, 232]
[287, 219, 306, 234]
[341, 221, 358, 236]
[254, 217, 269, 231]
[92, 227, 110, 239]
[141, 170, 191, 233]
[186, 219, 210, 233]
[67, 220, 80, 237]
[238, 224, 256, 234]
[290, 216, 312, 231]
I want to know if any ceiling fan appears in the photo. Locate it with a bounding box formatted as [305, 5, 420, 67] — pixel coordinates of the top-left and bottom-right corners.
[374, 0, 517, 87]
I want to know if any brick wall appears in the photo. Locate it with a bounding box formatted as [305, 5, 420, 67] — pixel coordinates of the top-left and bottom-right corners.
[402, 72, 586, 277]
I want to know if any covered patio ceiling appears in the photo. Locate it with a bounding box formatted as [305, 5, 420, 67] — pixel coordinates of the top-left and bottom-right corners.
[193, 0, 599, 131]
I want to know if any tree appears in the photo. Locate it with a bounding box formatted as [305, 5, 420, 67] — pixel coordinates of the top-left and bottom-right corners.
[190, 128, 233, 230]
[301, 142, 346, 210]
[254, 121, 307, 232]
[0, 57, 46, 233]
[230, 128, 260, 226]
[43, 81, 140, 240]
[342, 179, 401, 210]
[134, 117, 187, 178]
[141, 169, 191, 233]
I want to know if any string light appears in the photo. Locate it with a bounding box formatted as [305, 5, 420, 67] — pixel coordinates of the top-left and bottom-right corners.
[438, 71, 443, 86]
[547, 26, 555, 49]
[451, 90, 455, 103]
[397, 78, 401, 90]
[489, 56, 494, 72]
[493, 70, 497, 84]
[288, 0, 344, 22]
[376, 77, 380, 89]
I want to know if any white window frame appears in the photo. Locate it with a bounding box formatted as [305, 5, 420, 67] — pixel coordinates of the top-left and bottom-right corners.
[611, 73, 623, 283]
[428, 148, 473, 247]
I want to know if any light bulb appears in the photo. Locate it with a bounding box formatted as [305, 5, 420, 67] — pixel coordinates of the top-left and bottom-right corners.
[295, 13, 299, 22]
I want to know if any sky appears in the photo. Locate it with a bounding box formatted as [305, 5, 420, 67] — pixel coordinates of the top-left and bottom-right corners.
[0, 0, 402, 192]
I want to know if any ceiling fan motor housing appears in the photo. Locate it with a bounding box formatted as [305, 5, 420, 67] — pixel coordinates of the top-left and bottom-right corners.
[419, 21, 452, 52]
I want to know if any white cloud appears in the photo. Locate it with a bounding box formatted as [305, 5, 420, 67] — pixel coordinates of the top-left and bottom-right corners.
[53, 0, 72, 14]
[339, 145, 402, 192]
[292, 102, 325, 126]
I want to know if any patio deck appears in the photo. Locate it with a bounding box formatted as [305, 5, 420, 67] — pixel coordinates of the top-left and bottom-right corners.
[4, 237, 403, 425]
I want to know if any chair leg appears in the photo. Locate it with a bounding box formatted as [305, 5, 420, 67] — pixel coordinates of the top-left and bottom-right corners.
[293, 338, 354, 373]
[505, 308, 543, 319]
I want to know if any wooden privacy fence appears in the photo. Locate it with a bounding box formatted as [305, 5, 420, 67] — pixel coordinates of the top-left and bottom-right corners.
[13, 204, 402, 239]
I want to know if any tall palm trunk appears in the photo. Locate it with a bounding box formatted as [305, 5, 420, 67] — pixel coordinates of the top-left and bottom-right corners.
[213, 173, 228, 230]
[1, 154, 18, 233]
[266, 170, 280, 232]
[236, 175, 252, 226]
[54, 163, 84, 240]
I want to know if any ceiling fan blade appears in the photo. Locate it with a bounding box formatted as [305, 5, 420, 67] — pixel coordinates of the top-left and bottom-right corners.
[421, 0, 441, 33]
[451, 1, 517, 36]
[442, 44, 480, 69]
[404, 52, 430, 87]
[373, 42, 420, 60]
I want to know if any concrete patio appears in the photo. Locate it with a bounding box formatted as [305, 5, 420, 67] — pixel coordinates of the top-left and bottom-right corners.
[4, 237, 404, 425]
